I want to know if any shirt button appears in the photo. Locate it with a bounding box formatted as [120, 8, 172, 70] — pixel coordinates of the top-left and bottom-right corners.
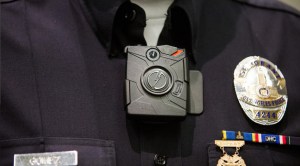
[124, 9, 136, 21]
[154, 154, 167, 166]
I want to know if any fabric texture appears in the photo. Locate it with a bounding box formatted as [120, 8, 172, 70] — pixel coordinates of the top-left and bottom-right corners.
[1, 0, 300, 165]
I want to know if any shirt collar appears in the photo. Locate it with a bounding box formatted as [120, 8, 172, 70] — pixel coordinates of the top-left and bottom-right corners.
[81, 0, 300, 57]
[81, 0, 199, 58]
[80, 0, 126, 52]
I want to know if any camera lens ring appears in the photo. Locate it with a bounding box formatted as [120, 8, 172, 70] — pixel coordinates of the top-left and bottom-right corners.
[146, 48, 160, 61]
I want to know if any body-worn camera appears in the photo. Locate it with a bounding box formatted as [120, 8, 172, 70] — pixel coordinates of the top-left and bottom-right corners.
[125, 45, 203, 121]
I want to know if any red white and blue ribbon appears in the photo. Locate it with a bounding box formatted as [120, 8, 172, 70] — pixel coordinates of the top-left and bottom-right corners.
[222, 130, 300, 145]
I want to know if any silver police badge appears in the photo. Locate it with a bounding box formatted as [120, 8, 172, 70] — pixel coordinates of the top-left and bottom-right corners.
[234, 56, 288, 125]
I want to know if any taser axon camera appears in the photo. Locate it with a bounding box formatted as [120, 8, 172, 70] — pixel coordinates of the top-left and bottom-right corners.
[125, 45, 203, 120]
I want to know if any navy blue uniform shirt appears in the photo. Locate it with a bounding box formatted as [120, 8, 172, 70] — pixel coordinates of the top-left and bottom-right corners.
[1, 0, 300, 165]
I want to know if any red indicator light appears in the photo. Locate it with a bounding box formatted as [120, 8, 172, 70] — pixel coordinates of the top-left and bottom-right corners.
[172, 49, 183, 56]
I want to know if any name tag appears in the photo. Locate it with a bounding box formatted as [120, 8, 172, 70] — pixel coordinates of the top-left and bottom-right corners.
[14, 151, 78, 166]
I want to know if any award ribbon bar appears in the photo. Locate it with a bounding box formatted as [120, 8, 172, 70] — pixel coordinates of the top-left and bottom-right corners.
[222, 130, 300, 146]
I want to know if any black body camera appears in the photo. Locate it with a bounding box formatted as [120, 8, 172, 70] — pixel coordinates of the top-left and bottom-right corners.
[125, 45, 203, 121]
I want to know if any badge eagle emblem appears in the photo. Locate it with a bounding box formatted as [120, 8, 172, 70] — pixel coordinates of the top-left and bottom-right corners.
[234, 56, 288, 125]
[217, 153, 246, 166]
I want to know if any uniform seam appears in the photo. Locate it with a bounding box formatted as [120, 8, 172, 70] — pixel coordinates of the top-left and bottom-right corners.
[240, 4, 268, 57]
[77, 0, 101, 40]
[24, 0, 45, 148]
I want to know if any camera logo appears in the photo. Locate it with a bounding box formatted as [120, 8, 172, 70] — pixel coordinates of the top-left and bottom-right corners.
[141, 67, 173, 95]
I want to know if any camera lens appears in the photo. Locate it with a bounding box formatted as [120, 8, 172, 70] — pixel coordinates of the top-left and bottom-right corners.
[146, 48, 160, 61]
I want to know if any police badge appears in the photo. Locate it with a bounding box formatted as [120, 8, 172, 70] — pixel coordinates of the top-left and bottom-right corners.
[234, 56, 288, 125]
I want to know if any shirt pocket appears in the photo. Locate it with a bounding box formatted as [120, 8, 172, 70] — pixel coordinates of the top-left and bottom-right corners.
[0, 137, 116, 166]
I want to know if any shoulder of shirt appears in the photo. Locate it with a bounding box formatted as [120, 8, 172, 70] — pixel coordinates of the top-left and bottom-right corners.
[232, 0, 300, 17]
